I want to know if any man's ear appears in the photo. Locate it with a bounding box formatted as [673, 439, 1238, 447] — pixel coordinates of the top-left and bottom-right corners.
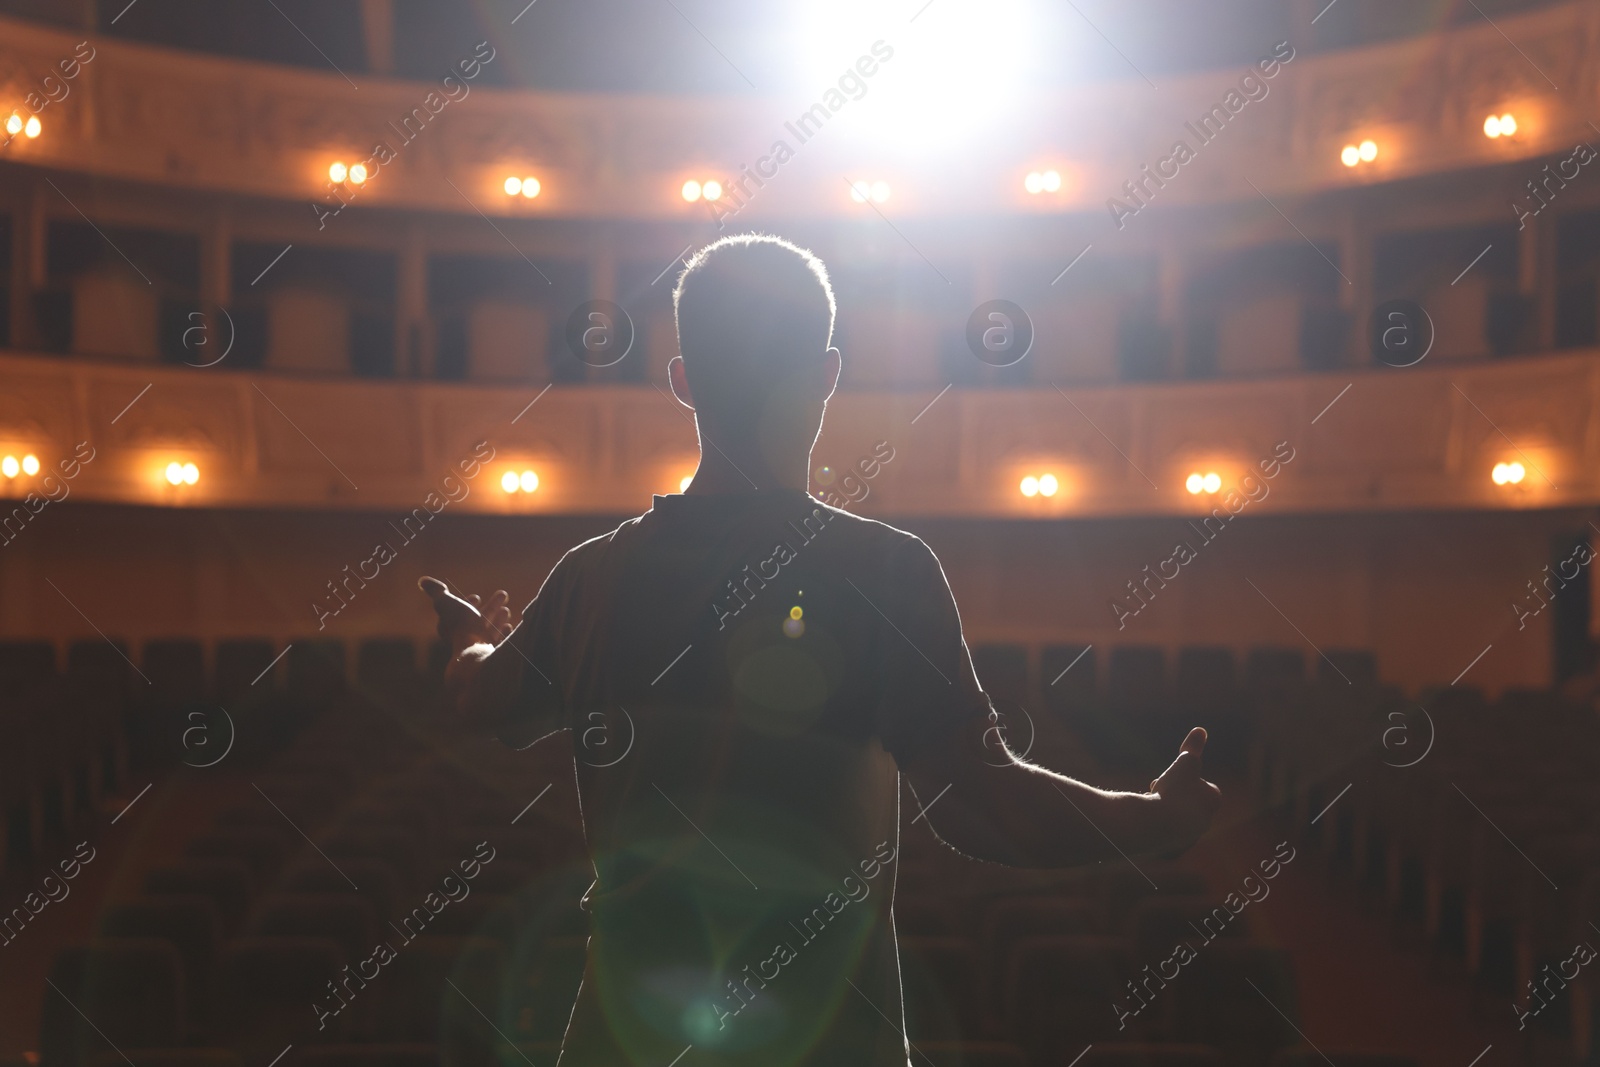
[823, 347, 841, 403]
[667, 355, 695, 410]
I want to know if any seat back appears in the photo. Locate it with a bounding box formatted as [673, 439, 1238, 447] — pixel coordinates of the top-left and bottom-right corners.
[42, 939, 186, 1067]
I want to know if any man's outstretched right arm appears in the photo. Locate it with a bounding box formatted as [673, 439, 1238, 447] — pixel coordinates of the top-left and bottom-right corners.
[902, 720, 1220, 869]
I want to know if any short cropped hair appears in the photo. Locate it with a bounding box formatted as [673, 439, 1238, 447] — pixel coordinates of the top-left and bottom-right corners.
[672, 234, 836, 431]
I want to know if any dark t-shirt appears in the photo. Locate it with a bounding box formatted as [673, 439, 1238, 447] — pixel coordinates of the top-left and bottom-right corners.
[501, 489, 992, 1067]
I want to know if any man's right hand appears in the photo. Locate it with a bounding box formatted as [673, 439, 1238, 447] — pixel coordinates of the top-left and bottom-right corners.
[1149, 726, 1223, 851]
[418, 577, 512, 657]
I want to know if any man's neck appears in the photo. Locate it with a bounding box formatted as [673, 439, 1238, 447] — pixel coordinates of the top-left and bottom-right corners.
[684, 427, 810, 495]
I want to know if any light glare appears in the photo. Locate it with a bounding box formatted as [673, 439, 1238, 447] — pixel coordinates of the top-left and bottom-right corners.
[23, 115, 40, 138]
[328, 161, 347, 183]
[1185, 473, 1204, 495]
[521, 176, 540, 198]
[348, 163, 367, 184]
[182, 462, 199, 485]
[870, 181, 890, 203]
[1499, 114, 1517, 136]
[1019, 476, 1039, 498]
[1, 456, 17, 478]
[501, 471, 520, 493]
[1202, 472, 1222, 494]
[702, 180, 723, 201]
[681, 180, 702, 202]
[520, 470, 539, 492]
[1483, 115, 1501, 138]
[165, 462, 184, 485]
[1038, 473, 1058, 497]
[1340, 145, 1360, 167]
[21, 454, 39, 476]
[1359, 139, 1378, 162]
[679, 475, 693, 492]
[4, 113, 21, 136]
[505, 176, 523, 195]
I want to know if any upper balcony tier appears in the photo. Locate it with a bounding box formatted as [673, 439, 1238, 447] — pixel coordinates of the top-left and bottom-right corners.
[0, 2, 1596, 221]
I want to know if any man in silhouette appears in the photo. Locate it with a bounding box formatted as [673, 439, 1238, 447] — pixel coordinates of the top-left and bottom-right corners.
[420, 233, 1219, 1067]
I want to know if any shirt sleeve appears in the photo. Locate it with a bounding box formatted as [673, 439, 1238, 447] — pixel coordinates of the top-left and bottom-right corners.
[872, 534, 994, 766]
[495, 551, 573, 750]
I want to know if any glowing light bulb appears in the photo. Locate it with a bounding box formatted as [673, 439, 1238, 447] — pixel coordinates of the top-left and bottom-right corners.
[519, 470, 539, 493]
[1, 456, 17, 478]
[505, 176, 523, 195]
[702, 180, 722, 201]
[1483, 115, 1502, 138]
[681, 180, 702, 202]
[1202, 472, 1222, 494]
[501, 471, 520, 493]
[1507, 462, 1525, 484]
[850, 180, 872, 203]
[1019, 476, 1039, 498]
[871, 181, 890, 203]
[23, 115, 40, 138]
[348, 163, 367, 184]
[1024, 172, 1043, 194]
[165, 462, 184, 485]
[1358, 140, 1377, 162]
[329, 161, 348, 183]
[1499, 114, 1517, 136]
[1038, 473, 1058, 497]
[679, 475, 692, 492]
[1186, 473, 1204, 495]
[1042, 170, 1061, 192]
[1340, 145, 1360, 168]
[520, 176, 539, 198]
[181, 462, 199, 485]
[5, 113, 21, 136]
[20, 454, 39, 476]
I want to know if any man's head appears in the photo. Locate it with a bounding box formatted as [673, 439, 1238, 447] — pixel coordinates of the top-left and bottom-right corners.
[670, 234, 841, 459]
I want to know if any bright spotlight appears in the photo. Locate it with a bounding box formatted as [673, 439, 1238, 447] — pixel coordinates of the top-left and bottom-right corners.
[1185, 473, 1204, 495]
[4, 113, 21, 136]
[681, 180, 702, 202]
[1340, 145, 1360, 167]
[1483, 115, 1502, 138]
[789, 0, 1033, 152]
[870, 181, 890, 203]
[1498, 113, 1517, 136]
[1042, 170, 1061, 192]
[165, 462, 184, 485]
[1019, 476, 1039, 498]
[850, 181, 871, 203]
[1, 456, 17, 478]
[501, 471, 520, 493]
[348, 163, 368, 185]
[23, 115, 40, 138]
[1358, 140, 1378, 162]
[1202, 472, 1222, 494]
[702, 180, 723, 201]
[521, 176, 539, 198]
[328, 161, 347, 183]
[505, 176, 523, 195]
[21, 454, 39, 476]
[181, 462, 199, 485]
[679, 475, 693, 492]
[1038, 473, 1058, 497]
[519, 470, 539, 493]
[1024, 172, 1043, 194]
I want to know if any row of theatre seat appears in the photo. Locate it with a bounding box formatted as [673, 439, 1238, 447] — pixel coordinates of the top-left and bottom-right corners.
[1, 632, 1375, 872]
[1252, 678, 1600, 1063]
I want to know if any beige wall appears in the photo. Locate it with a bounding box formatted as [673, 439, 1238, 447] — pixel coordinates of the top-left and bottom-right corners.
[0, 500, 1586, 698]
